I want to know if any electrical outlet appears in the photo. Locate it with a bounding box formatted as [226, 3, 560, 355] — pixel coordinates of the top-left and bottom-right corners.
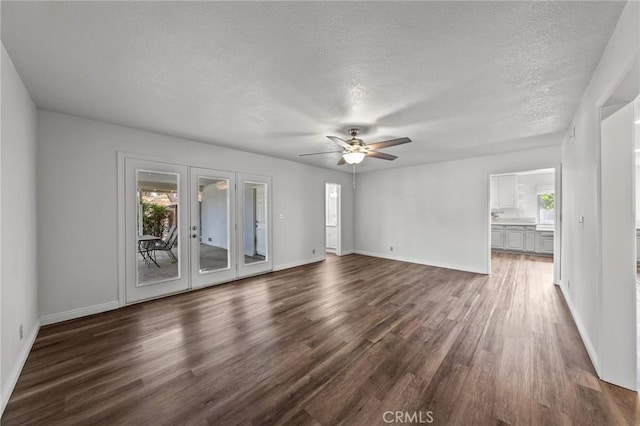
[312, 249, 316, 254]
[19, 324, 23, 340]
[390, 246, 394, 252]
[208, 237, 212, 242]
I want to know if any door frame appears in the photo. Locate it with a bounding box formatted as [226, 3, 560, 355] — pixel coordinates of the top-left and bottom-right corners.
[324, 182, 342, 255]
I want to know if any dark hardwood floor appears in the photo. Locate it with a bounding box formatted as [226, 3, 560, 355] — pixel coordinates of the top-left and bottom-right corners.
[3, 253, 639, 425]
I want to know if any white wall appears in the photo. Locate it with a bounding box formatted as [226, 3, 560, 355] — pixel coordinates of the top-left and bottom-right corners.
[1, 45, 39, 412]
[354, 145, 561, 274]
[200, 183, 228, 249]
[36, 110, 355, 318]
[561, 0, 639, 390]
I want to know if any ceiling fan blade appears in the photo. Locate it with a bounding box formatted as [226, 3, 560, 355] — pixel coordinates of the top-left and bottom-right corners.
[337, 157, 347, 166]
[366, 151, 397, 161]
[366, 137, 411, 150]
[299, 151, 342, 157]
[327, 136, 352, 149]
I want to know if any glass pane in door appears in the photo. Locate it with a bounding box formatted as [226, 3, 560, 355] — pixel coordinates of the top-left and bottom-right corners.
[243, 182, 267, 264]
[198, 177, 230, 272]
[136, 170, 180, 285]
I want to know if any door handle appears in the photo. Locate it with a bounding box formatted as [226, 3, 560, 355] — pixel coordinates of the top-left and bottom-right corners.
[192, 234, 198, 239]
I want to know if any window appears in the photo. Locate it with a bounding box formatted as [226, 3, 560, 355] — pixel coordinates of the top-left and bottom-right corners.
[538, 192, 555, 225]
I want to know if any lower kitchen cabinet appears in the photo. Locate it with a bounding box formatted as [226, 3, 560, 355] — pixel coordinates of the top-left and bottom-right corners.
[524, 227, 536, 252]
[491, 224, 553, 255]
[491, 226, 504, 249]
[536, 231, 554, 254]
[504, 227, 524, 251]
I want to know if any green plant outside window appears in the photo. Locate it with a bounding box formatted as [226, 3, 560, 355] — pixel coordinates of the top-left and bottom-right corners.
[142, 201, 170, 237]
[538, 193, 555, 225]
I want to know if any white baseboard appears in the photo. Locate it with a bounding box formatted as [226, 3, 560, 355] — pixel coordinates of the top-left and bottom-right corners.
[338, 249, 355, 256]
[40, 300, 120, 326]
[354, 250, 488, 274]
[559, 282, 600, 376]
[273, 256, 325, 272]
[1, 320, 40, 415]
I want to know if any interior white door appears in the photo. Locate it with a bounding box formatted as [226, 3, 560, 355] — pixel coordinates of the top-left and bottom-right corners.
[125, 158, 189, 303]
[325, 183, 340, 253]
[190, 168, 237, 288]
[238, 173, 272, 277]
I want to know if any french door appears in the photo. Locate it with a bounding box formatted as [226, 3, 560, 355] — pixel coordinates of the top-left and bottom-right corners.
[190, 168, 237, 288]
[124, 158, 190, 303]
[123, 158, 271, 303]
[237, 173, 272, 278]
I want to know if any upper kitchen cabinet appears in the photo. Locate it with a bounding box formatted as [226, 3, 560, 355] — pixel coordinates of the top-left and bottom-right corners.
[490, 175, 517, 209]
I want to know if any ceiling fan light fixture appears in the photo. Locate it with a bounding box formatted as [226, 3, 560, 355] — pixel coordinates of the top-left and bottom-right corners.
[343, 152, 366, 164]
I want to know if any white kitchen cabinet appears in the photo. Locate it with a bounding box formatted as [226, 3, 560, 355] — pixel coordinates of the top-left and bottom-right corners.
[491, 226, 504, 249]
[536, 231, 554, 254]
[524, 227, 536, 252]
[498, 175, 517, 208]
[491, 224, 553, 256]
[505, 226, 524, 251]
[490, 177, 499, 209]
[490, 175, 517, 209]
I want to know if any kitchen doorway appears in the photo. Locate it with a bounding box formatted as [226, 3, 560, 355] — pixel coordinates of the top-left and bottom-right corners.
[488, 167, 561, 284]
[325, 183, 341, 255]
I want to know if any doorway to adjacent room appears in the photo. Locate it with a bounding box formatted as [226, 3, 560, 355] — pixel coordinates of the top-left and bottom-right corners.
[325, 183, 341, 255]
[488, 167, 561, 284]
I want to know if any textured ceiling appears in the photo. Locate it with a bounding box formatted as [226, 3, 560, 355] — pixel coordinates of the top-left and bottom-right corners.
[1, 1, 626, 172]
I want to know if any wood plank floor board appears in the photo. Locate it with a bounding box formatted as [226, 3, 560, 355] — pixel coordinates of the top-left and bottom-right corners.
[2, 253, 639, 425]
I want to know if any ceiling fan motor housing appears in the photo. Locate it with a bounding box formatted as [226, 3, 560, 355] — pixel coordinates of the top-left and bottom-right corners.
[349, 138, 365, 149]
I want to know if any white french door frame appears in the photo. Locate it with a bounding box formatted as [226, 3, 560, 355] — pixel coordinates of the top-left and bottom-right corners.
[118, 153, 274, 305]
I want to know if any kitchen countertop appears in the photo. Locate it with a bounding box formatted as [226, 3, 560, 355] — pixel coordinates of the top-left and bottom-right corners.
[492, 222, 554, 231]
